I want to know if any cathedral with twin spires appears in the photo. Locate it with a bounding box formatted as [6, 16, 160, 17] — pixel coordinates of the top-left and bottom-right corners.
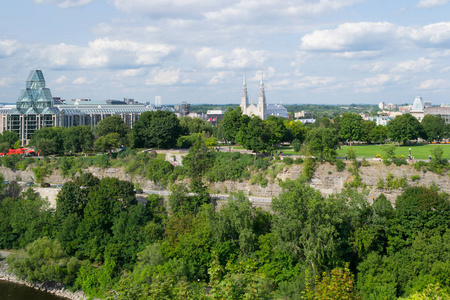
[240, 76, 267, 120]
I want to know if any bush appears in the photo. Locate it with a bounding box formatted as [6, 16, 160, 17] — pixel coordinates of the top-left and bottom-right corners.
[294, 157, 303, 164]
[282, 157, 294, 165]
[301, 158, 316, 181]
[335, 160, 346, 172]
[254, 158, 271, 170]
[292, 138, 302, 152]
[410, 174, 420, 181]
[392, 158, 408, 166]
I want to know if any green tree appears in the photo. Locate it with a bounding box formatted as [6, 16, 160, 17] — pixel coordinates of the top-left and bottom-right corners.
[306, 127, 339, 162]
[29, 127, 66, 155]
[179, 116, 212, 135]
[339, 113, 365, 145]
[133, 111, 183, 149]
[238, 116, 272, 160]
[368, 125, 387, 144]
[272, 179, 344, 274]
[182, 135, 215, 179]
[94, 132, 121, 158]
[284, 120, 307, 143]
[0, 130, 19, 148]
[421, 114, 448, 142]
[94, 115, 131, 147]
[387, 114, 424, 145]
[6, 237, 81, 286]
[222, 107, 243, 143]
[63, 125, 94, 153]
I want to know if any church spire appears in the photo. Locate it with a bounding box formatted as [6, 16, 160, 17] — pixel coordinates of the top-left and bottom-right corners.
[257, 74, 266, 119]
[240, 74, 249, 113]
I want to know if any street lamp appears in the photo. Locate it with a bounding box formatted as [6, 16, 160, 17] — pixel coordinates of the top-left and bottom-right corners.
[409, 148, 411, 160]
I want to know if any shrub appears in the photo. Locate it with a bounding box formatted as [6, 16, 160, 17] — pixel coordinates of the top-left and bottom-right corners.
[254, 158, 271, 170]
[282, 157, 294, 165]
[294, 157, 303, 164]
[335, 160, 346, 172]
[377, 177, 385, 189]
[392, 158, 408, 166]
[410, 174, 420, 181]
[301, 158, 316, 181]
[361, 157, 370, 167]
[292, 138, 302, 152]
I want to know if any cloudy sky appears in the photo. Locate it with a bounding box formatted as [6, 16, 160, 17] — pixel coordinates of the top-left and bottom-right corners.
[1, 0, 450, 105]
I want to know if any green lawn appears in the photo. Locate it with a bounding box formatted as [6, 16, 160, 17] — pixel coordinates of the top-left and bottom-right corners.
[336, 144, 450, 160]
[233, 144, 450, 159]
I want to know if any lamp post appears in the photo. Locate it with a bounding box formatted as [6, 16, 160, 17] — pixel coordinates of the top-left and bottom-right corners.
[409, 148, 411, 160]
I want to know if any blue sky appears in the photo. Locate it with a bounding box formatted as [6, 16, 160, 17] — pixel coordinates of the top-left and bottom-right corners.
[2, 0, 450, 105]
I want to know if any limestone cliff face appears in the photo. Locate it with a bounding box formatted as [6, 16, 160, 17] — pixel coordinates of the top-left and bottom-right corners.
[0, 162, 448, 206]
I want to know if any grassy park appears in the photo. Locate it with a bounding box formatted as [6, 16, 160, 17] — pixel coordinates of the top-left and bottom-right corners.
[336, 144, 450, 160]
[233, 144, 450, 160]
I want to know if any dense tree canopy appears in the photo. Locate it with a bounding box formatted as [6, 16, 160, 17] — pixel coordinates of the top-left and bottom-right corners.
[421, 114, 448, 142]
[94, 115, 131, 147]
[305, 127, 339, 161]
[133, 111, 183, 149]
[339, 113, 365, 144]
[387, 114, 425, 144]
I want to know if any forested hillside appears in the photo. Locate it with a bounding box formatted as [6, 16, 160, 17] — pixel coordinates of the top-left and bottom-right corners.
[0, 170, 449, 299]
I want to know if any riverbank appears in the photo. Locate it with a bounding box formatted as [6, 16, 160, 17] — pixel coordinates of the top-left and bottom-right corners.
[0, 260, 87, 300]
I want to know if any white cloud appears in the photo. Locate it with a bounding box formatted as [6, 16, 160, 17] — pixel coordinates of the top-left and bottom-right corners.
[406, 22, 450, 46]
[390, 57, 433, 73]
[0, 40, 19, 57]
[36, 39, 173, 69]
[196, 47, 267, 69]
[418, 79, 447, 89]
[354, 74, 400, 93]
[146, 67, 180, 85]
[116, 69, 147, 78]
[209, 71, 232, 84]
[34, 0, 94, 8]
[73, 77, 89, 85]
[417, 0, 450, 8]
[82, 38, 173, 67]
[111, 0, 232, 19]
[39, 43, 81, 68]
[54, 76, 68, 84]
[301, 22, 397, 52]
[205, 0, 361, 23]
[350, 62, 388, 72]
[111, 0, 360, 22]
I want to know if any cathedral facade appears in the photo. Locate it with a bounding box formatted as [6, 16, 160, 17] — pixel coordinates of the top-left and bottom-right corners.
[240, 77, 267, 120]
[239, 76, 288, 119]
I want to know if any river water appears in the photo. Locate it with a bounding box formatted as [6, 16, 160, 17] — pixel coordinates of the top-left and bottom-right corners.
[0, 280, 67, 300]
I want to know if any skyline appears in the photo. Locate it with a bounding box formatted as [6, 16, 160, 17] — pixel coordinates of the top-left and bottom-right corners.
[1, 1, 450, 105]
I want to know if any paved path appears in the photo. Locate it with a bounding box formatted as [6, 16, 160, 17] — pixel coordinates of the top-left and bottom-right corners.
[0, 251, 11, 258]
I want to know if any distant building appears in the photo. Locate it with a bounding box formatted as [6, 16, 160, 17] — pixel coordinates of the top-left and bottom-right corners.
[155, 96, 162, 107]
[385, 103, 397, 110]
[294, 110, 311, 118]
[423, 101, 432, 108]
[267, 104, 288, 118]
[378, 102, 385, 110]
[410, 96, 425, 121]
[364, 116, 393, 126]
[0, 70, 155, 144]
[206, 110, 224, 125]
[240, 76, 287, 119]
[424, 106, 450, 124]
[174, 101, 190, 117]
[297, 118, 316, 125]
